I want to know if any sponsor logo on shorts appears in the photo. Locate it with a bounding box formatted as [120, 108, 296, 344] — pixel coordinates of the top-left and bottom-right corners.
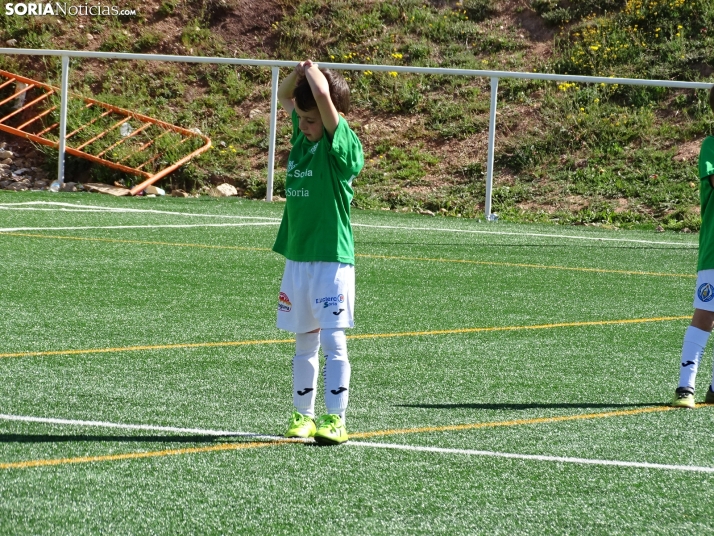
[316, 294, 345, 308]
[278, 291, 292, 312]
[698, 283, 714, 303]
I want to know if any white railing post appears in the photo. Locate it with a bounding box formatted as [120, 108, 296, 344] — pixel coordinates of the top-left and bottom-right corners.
[266, 66, 280, 202]
[485, 76, 499, 221]
[55, 54, 69, 189]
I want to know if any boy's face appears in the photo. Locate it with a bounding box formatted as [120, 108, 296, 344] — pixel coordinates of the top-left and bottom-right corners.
[295, 105, 324, 142]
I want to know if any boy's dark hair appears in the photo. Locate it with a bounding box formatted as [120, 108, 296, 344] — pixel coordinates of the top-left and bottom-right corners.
[294, 68, 350, 115]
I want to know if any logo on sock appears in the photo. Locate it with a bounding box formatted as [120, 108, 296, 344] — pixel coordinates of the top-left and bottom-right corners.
[296, 388, 314, 396]
[698, 283, 714, 302]
[682, 360, 696, 367]
[330, 387, 348, 395]
[333, 309, 344, 316]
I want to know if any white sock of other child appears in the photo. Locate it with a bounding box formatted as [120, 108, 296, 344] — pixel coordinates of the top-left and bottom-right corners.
[679, 326, 710, 390]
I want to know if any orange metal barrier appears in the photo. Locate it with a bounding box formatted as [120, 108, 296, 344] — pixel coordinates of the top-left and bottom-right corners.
[0, 69, 211, 195]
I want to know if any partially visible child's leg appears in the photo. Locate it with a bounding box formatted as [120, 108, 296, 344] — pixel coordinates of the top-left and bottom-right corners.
[293, 330, 320, 417]
[673, 276, 714, 407]
[321, 328, 350, 421]
[690, 308, 714, 403]
[677, 324, 709, 391]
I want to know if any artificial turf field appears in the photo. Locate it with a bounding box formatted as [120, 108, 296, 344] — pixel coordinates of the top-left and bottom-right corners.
[1, 191, 713, 535]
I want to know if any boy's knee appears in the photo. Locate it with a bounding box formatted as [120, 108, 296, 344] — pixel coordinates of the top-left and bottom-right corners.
[320, 328, 347, 360]
[691, 309, 714, 332]
[295, 331, 320, 357]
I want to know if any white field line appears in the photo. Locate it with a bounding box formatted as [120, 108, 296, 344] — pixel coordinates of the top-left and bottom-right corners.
[0, 201, 698, 247]
[352, 223, 699, 248]
[0, 222, 279, 232]
[0, 201, 281, 221]
[2, 413, 712, 473]
[0, 413, 290, 442]
[350, 441, 714, 474]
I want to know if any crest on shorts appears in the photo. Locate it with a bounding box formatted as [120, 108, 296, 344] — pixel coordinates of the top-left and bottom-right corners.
[698, 283, 714, 303]
[278, 291, 292, 312]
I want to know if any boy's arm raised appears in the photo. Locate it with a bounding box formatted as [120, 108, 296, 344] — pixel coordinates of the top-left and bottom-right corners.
[277, 63, 304, 114]
[303, 61, 340, 137]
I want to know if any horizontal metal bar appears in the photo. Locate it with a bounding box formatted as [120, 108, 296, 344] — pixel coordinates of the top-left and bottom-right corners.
[16, 105, 56, 130]
[0, 47, 711, 89]
[136, 135, 191, 170]
[0, 122, 152, 177]
[75, 116, 130, 150]
[117, 130, 169, 163]
[36, 121, 59, 136]
[66, 108, 112, 139]
[129, 139, 212, 195]
[0, 90, 53, 125]
[78, 95, 209, 140]
[96, 122, 151, 157]
[0, 78, 17, 90]
[0, 83, 35, 107]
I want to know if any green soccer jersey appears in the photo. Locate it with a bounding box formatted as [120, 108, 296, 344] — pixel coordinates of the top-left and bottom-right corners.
[697, 136, 714, 271]
[272, 110, 364, 264]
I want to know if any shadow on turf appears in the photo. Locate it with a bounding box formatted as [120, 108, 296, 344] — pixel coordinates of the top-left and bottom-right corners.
[0, 434, 239, 444]
[396, 402, 667, 410]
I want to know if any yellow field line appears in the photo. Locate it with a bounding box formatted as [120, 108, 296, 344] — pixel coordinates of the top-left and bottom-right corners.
[349, 405, 679, 439]
[1, 232, 267, 252]
[346, 316, 691, 342]
[357, 253, 695, 278]
[0, 440, 284, 470]
[1, 232, 694, 278]
[0, 316, 690, 359]
[0, 338, 294, 359]
[1, 404, 698, 470]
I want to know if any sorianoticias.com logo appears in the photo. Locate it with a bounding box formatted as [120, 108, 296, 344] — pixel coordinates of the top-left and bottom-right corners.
[4, 2, 137, 16]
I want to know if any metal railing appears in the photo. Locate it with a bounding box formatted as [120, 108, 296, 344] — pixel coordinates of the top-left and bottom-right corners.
[0, 48, 711, 215]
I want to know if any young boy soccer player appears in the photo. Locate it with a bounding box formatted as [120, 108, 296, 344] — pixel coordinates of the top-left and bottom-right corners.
[273, 60, 364, 443]
[672, 85, 714, 408]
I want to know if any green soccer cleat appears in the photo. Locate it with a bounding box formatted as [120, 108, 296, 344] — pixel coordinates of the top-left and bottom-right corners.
[705, 387, 714, 405]
[314, 414, 348, 445]
[285, 411, 316, 438]
[671, 387, 695, 409]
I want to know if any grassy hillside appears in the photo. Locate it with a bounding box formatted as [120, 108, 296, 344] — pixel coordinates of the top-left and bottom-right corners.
[0, 0, 713, 229]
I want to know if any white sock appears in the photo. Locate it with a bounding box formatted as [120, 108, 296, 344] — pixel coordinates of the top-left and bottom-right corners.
[321, 328, 350, 422]
[292, 332, 320, 418]
[678, 326, 710, 390]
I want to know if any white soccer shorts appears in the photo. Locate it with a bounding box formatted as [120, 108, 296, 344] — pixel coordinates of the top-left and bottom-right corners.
[277, 260, 355, 333]
[693, 269, 714, 311]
